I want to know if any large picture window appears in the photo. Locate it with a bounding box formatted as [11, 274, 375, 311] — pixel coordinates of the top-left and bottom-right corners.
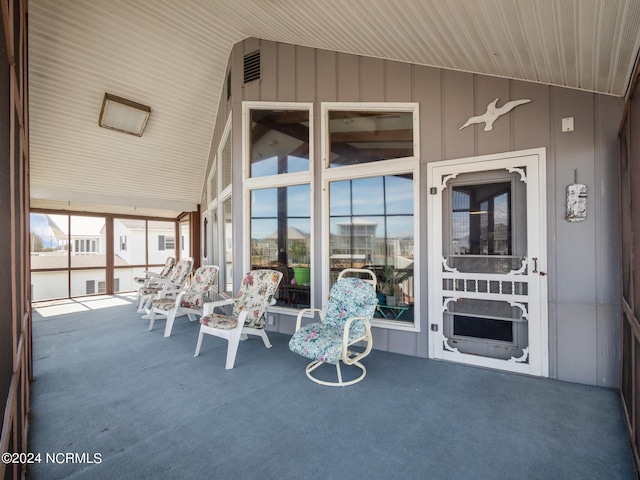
[244, 102, 313, 310]
[323, 103, 419, 328]
[329, 175, 415, 322]
[250, 185, 311, 308]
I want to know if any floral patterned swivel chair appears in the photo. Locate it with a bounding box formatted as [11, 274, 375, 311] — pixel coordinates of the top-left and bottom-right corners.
[289, 269, 378, 387]
[145, 265, 219, 337]
[194, 270, 283, 369]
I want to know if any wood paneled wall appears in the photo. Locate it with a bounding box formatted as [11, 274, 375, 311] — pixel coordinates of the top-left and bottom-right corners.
[202, 37, 625, 387]
[0, 0, 31, 479]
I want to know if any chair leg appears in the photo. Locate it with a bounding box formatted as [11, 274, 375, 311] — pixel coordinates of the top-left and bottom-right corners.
[256, 329, 272, 348]
[163, 310, 177, 337]
[225, 332, 241, 369]
[194, 331, 204, 357]
[136, 294, 145, 312]
[138, 295, 152, 314]
[147, 310, 156, 331]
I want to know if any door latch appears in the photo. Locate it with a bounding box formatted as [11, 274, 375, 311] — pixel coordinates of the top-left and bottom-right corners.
[532, 258, 547, 276]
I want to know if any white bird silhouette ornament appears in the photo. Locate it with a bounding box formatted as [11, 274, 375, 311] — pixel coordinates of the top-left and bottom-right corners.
[459, 98, 531, 131]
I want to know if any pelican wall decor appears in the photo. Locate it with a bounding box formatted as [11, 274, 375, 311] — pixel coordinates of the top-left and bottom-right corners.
[460, 98, 531, 131]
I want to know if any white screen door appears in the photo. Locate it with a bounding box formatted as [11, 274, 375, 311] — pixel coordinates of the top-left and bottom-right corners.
[428, 148, 548, 376]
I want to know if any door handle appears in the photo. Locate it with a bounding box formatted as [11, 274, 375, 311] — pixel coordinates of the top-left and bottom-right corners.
[532, 258, 547, 276]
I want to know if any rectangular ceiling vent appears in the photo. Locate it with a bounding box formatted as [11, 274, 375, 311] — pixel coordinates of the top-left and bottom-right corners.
[243, 51, 261, 84]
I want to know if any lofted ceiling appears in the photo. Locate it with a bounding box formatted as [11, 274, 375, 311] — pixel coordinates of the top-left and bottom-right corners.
[28, 0, 640, 218]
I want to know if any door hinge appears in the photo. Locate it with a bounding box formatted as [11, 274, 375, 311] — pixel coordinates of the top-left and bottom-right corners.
[430, 187, 437, 195]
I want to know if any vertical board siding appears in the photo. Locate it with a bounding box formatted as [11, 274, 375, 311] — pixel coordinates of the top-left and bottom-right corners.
[619, 65, 640, 473]
[512, 81, 551, 151]
[556, 303, 598, 384]
[259, 40, 277, 102]
[277, 43, 296, 102]
[595, 96, 623, 306]
[596, 304, 621, 388]
[554, 89, 597, 305]
[1, 0, 30, 478]
[413, 65, 441, 164]
[385, 61, 412, 103]
[337, 52, 360, 101]
[442, 70, 475, 160]
[216, 38, 623, 383]
[476, 76, 511, 155]
[360, 56, 384, 102]
[295, 46, 315, 102]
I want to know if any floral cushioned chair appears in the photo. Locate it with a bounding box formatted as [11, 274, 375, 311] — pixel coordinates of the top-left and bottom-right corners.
[134, 256, 176, 308]
[136, 257, 194, 313]
[194, 269, 283, 369]
[133, 256, 175, 285]
[289, 269, 377, 386]
[145, 265, 219, 337]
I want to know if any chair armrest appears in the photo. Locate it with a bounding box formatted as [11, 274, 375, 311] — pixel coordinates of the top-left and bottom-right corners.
[149, 277, 175, 288]
[341, 316, 373, 364]
[203, 298, 234, 316]
[157, 287, 185, 299]
[294, 308, 323, 331]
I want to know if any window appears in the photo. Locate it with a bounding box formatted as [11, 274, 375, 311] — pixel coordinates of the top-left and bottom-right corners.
[208, 114, 234, 296]
[244, 102, 313, 310]
[250, 184, 311, 308]
[31, 213, 178, 301]
[179, 218, 190, 258]
[222, 197, 233, 294]
[249, 109, 310, 177]
[323, 103, 419, 328]
[452, 183, 512, 256]
[221, 128, 232, 192]
[328, 175, 415, 322]
[207, 157, 218, 204]
[327, 109, 414, 168]
[158, 235, 175, 251]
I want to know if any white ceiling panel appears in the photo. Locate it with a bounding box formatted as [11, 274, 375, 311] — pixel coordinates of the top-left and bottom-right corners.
[28, 0, 640, 216]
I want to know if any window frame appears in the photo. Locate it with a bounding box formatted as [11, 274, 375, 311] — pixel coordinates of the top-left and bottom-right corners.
[206, 155, 218, 206]
[321, 102, 421, 332]
[205, 113, 234, 296]
[243, 101, 314, 313]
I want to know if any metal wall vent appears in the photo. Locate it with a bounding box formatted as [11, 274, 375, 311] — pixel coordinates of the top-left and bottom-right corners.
[243, 51, 261, 84]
